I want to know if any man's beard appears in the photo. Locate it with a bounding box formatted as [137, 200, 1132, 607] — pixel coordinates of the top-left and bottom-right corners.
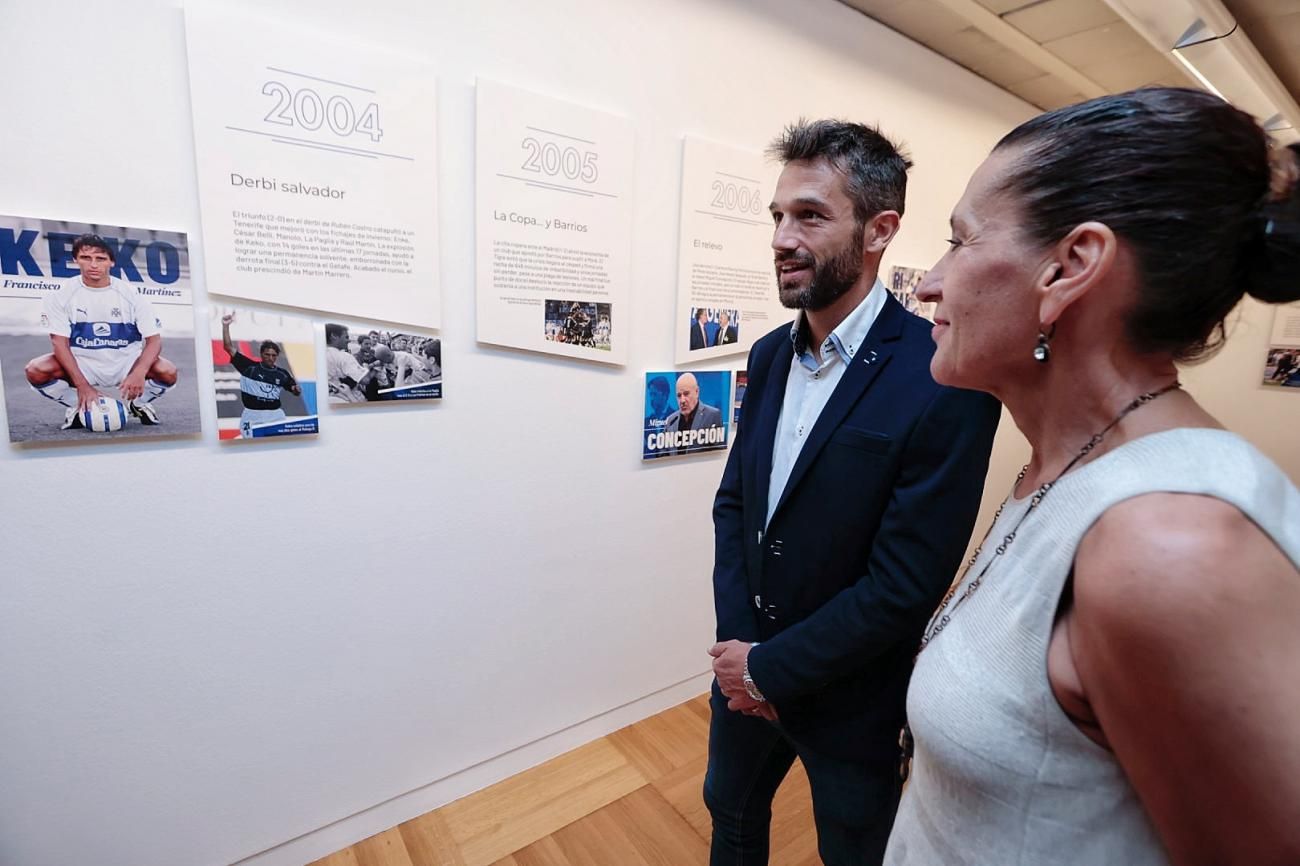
[776, 231, 864, 311]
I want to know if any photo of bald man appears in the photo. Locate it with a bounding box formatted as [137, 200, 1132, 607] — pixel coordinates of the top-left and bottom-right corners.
[642, 370, 731, 460]
[664, 372, 724, 455]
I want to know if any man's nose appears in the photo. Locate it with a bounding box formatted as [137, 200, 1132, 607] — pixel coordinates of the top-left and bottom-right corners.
[772, 219, 797, 252]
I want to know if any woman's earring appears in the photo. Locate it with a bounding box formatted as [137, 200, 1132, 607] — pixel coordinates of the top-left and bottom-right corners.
[1033, 324, 1056, 363]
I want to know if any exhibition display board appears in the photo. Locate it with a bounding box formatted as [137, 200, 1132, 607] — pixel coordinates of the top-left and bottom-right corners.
[673, 137, 783, 363]
[185, 3, 441, 327]
[475, 79, 635, 364]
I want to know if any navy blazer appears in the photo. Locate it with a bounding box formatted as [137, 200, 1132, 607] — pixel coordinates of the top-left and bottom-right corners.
[712, 293, 1000, 760]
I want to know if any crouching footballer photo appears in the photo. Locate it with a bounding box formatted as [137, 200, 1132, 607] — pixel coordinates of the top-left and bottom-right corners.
[0, 215, 201, 444]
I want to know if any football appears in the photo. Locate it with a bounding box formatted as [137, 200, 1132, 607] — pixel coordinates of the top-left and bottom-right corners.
[81, 396, 128, 432]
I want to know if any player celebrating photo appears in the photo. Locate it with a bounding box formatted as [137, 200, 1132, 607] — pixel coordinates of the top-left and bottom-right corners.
[221, 312, 301, 438]
[24, 233, 176, 429]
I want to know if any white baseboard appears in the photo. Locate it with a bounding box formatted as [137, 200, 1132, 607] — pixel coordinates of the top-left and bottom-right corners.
[229, 671, 713, 866]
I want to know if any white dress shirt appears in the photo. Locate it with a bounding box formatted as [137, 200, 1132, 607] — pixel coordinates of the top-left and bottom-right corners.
[766, 280, 887, 528]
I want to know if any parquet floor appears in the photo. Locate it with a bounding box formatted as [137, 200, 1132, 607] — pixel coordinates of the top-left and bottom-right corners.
[309, 694, 819, 866]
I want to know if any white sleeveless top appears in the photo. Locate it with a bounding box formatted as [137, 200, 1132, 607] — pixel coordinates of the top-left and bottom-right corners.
[884, 428, 1300, 865]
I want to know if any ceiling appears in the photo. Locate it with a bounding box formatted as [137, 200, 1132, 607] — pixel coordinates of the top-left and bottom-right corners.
[839, 0, 1300, 141]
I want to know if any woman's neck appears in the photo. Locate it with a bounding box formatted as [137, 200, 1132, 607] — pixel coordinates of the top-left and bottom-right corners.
[997, 352, 1184, 495]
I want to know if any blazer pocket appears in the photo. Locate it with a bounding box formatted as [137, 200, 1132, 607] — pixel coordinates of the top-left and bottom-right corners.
[830, 426, 893, 455]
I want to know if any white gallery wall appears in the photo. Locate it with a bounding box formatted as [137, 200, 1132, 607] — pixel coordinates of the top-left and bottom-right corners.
[0, 1, 1294, 865]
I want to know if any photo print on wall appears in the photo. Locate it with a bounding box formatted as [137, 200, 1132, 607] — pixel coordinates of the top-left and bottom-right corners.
[688, 307, 740, 351]
[889, 265, 934, 322]
[643, 370, 732, 460]
[323, 321, 442, 403]
[733, 370, 747, 427]
[211, 304, 319, 440]
[544, 299, 611, 351]
[0, 214, 201, 444]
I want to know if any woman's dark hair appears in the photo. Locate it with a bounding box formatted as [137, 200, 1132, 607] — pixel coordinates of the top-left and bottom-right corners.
[996, 88, 1300, 362]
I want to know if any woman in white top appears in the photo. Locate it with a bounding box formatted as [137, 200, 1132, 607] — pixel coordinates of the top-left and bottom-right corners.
[885, 88, 1300, 865]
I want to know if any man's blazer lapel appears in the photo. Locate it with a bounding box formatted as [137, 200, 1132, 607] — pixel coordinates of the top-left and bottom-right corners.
[749, 335, 794, 525]
[768, 295, 908, 523]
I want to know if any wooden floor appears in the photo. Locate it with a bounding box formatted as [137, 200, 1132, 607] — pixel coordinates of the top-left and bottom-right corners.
[309, 693, 819, 866]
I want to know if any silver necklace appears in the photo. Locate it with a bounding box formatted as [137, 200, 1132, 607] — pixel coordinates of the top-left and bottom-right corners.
[898, 380, 1181, 781]
[917, 380, 1182, 653]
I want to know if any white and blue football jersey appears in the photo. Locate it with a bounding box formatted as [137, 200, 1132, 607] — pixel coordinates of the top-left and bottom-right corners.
[41, 276, 161, 381]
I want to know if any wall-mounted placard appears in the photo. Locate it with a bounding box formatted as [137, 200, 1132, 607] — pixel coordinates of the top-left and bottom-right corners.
[185, 3, 440, 327]
[475, 79, 634, 364]
[673, 137, 782, 363]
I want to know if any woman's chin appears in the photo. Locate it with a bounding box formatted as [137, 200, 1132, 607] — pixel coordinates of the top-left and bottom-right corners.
[928, 352, 967, 389]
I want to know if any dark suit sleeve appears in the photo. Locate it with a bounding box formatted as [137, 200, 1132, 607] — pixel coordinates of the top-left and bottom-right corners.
[747, 385, 1000, 701]
[711, 350, 758, 643]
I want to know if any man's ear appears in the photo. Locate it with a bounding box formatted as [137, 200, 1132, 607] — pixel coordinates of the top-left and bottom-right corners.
[862, 210, 901, 255]
[1037, 221, 1117, 326]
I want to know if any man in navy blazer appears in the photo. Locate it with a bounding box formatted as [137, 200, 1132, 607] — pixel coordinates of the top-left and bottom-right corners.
[690, 308, 711, 350]
[704, 120, 999, 865]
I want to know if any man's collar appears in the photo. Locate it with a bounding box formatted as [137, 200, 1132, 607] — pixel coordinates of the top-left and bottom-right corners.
[788, 279, 886, 365]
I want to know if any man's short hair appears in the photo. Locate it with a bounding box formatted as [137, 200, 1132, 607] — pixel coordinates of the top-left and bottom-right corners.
[648, 376, 669, 395]
[71, 233, 115, 262]
[768, 119, 912, 224]
[325, 323, 348, 343]
[259, 340, 280, 355]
